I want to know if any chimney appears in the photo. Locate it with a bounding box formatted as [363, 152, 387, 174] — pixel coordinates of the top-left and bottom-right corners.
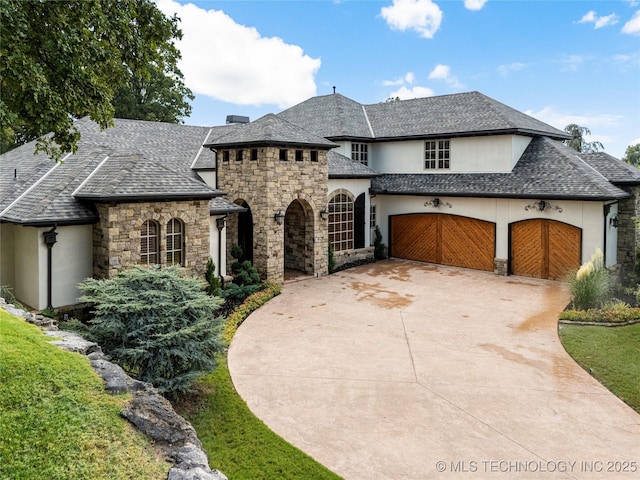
[226, 115, 250, 125]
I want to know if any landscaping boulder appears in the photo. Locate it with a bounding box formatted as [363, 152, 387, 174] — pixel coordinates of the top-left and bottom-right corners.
[167, 443, 229, 480]
[45, 330, 100, 355]
[121, 390, 202, 448]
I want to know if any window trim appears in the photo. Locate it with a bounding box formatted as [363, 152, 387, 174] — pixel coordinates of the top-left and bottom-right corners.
[351, 142, 369, 166]
[328, 190, 354, 252]
[166, 218, 185, 266]
[140, 220, 160, 266]
[425, 140, 450, 170]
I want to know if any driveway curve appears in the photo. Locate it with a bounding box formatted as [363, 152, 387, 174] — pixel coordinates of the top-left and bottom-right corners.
[228, 260, 640, 479]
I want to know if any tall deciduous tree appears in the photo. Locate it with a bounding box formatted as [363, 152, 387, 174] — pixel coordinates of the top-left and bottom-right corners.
[622, 144, 640, 168]
[0, 0, 193, 160]
[564, 124, 604, 153]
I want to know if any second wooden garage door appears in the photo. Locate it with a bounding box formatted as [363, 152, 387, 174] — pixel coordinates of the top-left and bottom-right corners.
[391, 214, 496, 271]
[510, 219, 581, 280]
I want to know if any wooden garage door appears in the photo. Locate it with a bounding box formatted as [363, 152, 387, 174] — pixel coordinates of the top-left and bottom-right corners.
[391, 214, 496, 271]
[510, 219, 581, 280]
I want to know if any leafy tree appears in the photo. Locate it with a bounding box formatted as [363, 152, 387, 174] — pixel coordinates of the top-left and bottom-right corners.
[622, 144, 640, 167]
[564, 124, 604, 153]
[78, 266, 224, 397]
[0, 0, 192, 160]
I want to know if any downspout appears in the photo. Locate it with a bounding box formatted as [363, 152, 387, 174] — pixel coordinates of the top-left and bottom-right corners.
[43, 226, 58, 310]
[216, 215, 227, 287]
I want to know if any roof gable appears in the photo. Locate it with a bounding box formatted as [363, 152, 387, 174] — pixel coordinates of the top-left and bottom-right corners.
[278, 91, 569, 141]
[204, 113, 338, 149]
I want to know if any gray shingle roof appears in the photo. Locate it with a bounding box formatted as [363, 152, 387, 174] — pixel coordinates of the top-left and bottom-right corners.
[279, 91, 569, 141]
[278, 94, 374, 139]
[579, 152, 640, 185]
[204, 113, 338, 149]
[74, 153, 218, 201]
[371, 137, 629, 201]
[328, 150, 379, 178]
[209, 197, 248, 215]
[0, 118, 225, 225]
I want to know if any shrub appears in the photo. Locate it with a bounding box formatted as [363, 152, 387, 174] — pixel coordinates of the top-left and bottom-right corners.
[222, 281, 282, 345]
[569, 249, 611, 310]
[373, 225, 386, 260]
[328, 242, 336, 273]
[560, 301, 640, 323]
[205, 257, 221, 296]
[78, 266, 225, 397]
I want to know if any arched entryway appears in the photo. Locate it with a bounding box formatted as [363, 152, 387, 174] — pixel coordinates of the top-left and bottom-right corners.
[284, 199, 315, 277]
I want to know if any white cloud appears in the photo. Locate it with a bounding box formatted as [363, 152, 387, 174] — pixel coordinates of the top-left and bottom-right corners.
[524, 106, 623, 131]
[382, 71, 416, 86]
[428, 64, 465, 89]
[622, 10, 640, 35]
[155, 0, 320, 108]
[578, 10, 619, 29]
[380, 0, 443, 39]
[497, 62, 528, 76]
[389, 85, 435, 99]
[464, 0, 488, 11]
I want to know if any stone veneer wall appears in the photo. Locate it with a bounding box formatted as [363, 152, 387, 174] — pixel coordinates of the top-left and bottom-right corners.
[617, 185, 640, 276]
[93, 200, 211, 279]
[217, 147, 329, 283]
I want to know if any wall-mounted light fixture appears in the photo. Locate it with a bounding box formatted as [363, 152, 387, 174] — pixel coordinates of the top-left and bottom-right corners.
[524, 200, 563, 213]
[274, 210, 284, 225]
[610, 214, 619, 228]
[424, 198, 452, 209]
[216, 215, 227, 231]
[320, 207, 328, 221]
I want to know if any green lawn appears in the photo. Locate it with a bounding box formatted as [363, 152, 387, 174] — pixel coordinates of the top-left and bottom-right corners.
[174, 358, 342, 480]
[0, 310, 169, 480]
[559, 323, 640, 413]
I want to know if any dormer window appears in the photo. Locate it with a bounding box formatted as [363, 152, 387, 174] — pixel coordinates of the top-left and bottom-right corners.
[352, 143, 368, 166]
[425, 140, 450, 170]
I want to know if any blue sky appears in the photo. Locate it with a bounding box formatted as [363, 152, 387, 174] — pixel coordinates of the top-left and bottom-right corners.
[156, 0, 640, 158]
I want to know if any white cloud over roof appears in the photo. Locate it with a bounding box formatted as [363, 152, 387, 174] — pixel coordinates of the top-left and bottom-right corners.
[155, 0, 320, 108]
[380, 0, 443, 39]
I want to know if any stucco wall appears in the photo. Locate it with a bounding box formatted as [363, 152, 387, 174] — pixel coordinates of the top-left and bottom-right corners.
[376, 195, 607, 267]
[371, 135, 532, 174]
[1, 224, 92, 310]
[0, 223, 16, 292]
[209, 216, 227, 278]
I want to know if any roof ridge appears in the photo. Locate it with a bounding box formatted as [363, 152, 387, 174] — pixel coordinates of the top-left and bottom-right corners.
[72, 154, 111, 197]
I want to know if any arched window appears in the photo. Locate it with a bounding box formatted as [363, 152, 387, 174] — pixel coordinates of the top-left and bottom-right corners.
[166, 218, 184, 266]
[140, 220, 159, 265]
[328, 192, 354, 251]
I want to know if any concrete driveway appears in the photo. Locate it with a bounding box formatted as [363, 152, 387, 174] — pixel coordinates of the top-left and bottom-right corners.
[228, 260, 640, 479]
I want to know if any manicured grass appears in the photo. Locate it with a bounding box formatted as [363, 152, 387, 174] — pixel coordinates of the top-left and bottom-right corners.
[175, 359, 342, 480]
[0, 310, 169, 480]
[559, 323, 640, 413]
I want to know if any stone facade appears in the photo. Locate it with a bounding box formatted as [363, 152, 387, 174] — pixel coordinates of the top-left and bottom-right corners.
[494, 258, 508, 276]
[218, 147, 329, 282]
[93, 200, 211, 279]
[617, 185, 640, 276]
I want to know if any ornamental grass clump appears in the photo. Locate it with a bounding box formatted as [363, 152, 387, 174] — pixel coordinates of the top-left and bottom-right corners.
[569, 249, 611, 311]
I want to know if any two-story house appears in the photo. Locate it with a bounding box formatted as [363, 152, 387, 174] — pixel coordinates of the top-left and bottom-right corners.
[1, 91, 639, 311]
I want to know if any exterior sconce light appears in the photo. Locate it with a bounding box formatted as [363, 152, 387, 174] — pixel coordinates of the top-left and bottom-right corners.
[610, 215, 619, 228]
[525, 200, 563, 213]
[216, 215, 227, 231]
[274, 210, 284, 225]
[424, 198, 452, 209]
[320, 207, 328, 221]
